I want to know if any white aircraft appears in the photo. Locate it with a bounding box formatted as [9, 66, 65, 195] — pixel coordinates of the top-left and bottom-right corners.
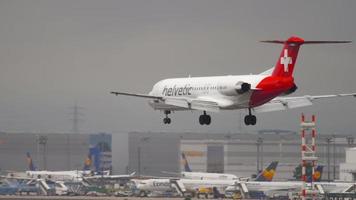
[133, 178, 354, 198]
[19, 152, 134, 182]
[179, 153, 278, 181]
[133, 161, 278, 196]
[111, 36, 354, 126]
[177, 152, 238, 180]
[225, 181, 356, 197]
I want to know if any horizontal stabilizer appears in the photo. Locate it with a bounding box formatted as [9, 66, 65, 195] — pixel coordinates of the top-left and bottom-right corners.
[254, 93, 356, 113]
[261, 40, 351, 45]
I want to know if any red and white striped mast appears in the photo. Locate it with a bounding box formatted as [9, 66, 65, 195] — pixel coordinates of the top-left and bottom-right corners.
[300, 114, 318, 200]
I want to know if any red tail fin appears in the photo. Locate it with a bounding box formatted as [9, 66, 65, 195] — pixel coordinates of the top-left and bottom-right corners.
[268, 36, 304, 77]
[261, 36, 351, 77]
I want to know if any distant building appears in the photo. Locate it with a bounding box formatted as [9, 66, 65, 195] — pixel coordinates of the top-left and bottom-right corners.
[128, 131, 355, 181]
[0, 132, 111, 172]
[339, 147, 356, 181]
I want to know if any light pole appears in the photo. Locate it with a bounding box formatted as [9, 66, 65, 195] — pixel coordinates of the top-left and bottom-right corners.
[325, 137, 332, 181]
[256, 137, 263, 174]
[39, 136, 48, 170]
[333, 135, 336, 181]
[138, 137, 150, 176]
[347, 136, 354, 147]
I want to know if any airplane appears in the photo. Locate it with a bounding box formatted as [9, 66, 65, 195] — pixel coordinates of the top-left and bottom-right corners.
[111, 36, 354, 126]
[22, 152, 136, 184]
[132, 160, 279, 196]
[179, 152, 238, 180]
[23, 152, 91, 181]
[179, 152, 278, 181]
[224, 180, 355, 198]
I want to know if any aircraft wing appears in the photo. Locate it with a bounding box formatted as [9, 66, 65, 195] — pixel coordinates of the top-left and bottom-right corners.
[254, 93, 356, 113]
[110, 91, 163, 99]
[111, 91, 220, 112]
[165, 98, 220, 112]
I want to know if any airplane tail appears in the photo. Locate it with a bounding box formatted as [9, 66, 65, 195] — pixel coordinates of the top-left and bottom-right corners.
[83, 153, 93, 171]
[311, 165, 323, 182]
[255, 161, 278, 181]
[181, 152, 192, 172]
[26, 152, 36, 171]
[261, 36, 351, 77]
[89, 146, 101, 173]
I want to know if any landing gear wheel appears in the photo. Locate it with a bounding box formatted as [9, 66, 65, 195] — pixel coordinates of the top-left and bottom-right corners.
[199, 111, 211, 125]
[205, 115, 211, 125]
[163, 117, 171, 124]
[244, 108, 257, 126]
[163, 110, 172, 124]
[199, 115, 204, 125]
[244, 115, 257, 126]
[250, 115, 256, 125]
[244, 115, 250, 125]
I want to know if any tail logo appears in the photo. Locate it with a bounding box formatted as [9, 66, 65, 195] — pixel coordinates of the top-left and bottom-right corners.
[262, 169, 275, 181]
[280, 49, 292, 72]
[313, 171, 321, 181]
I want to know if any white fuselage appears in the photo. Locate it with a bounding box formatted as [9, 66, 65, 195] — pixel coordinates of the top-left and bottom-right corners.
[135, 178, 354, 194]
[226, 181, 354, 194]
[148, 75, 267, 110]
[181, 172, 238, 180]
[26, 170, 89, 181]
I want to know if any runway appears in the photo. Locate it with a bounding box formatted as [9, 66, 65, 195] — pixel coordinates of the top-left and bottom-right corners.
[0, 196, 190, 200]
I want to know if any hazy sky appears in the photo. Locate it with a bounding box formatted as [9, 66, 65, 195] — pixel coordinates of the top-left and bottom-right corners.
[0, 0, 355, 135]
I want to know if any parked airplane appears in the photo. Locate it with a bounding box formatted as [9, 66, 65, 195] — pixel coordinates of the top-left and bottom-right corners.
[180, 153, 238, 180]
[111, 36, 353, 126]
[180, 152, 278, 181]
[23, 152, 92, 181]
[133, 160, 278, 195]
[23, 152, 135, 183]
[225, 180, 355, 198]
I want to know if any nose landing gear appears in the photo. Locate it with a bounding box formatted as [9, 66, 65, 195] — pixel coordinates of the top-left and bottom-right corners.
[199, 111, 211, 125]
[163, 110, 171, 124]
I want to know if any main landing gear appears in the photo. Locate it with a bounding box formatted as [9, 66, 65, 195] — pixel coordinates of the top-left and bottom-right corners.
[244, 108, 257, 126]
[199, 111, 211, 125]
[163, 110, 171, 124]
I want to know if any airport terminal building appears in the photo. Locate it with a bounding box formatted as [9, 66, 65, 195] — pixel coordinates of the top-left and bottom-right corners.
[0, 132, 112, 172]
[127, 131, 356, 181]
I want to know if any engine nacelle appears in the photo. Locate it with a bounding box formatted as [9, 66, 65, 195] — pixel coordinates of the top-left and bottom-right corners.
[219, 82, 251, 96]
[236, 82, 251, 94]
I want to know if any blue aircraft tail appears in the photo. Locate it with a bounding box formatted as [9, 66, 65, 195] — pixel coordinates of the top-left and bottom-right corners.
[181, 152, 192, 172]
[26, 152, 36, 171]
[255, 161, 278, 181]
[88, 146, 101, 173]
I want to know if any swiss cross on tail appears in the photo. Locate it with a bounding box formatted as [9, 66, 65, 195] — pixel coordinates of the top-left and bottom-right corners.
[280, 49, 292, 72]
